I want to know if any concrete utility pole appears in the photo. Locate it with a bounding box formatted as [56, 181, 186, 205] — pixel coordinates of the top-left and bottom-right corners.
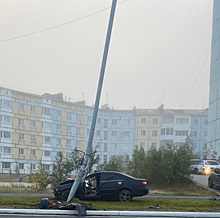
[67, 0, 117, 202]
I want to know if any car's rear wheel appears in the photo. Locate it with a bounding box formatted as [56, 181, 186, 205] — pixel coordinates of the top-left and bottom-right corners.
[208, 179, 214, 188]
[61, 189, 70, 201]
[118, 189, 132, 202]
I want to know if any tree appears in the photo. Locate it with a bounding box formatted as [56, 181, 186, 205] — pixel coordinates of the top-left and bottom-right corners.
[127, 146, 147, 179]
[50, 151, 74, 188]
[29, 162, 50, 191]
[87, 149, 100, 174]
[97, 155, 130, 173]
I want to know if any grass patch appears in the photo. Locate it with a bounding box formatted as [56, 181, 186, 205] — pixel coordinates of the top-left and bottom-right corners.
[149, 181, 217, 197]
[1, 197, 220, 212]
[82, 198, 220, 212]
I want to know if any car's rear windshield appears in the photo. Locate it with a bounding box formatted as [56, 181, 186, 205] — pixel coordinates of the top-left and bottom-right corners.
[205, 161, 220, 165]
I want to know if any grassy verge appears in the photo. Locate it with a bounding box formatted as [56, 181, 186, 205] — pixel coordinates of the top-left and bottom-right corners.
[0, 197, 220, 212]
[149, 183, 217, 196]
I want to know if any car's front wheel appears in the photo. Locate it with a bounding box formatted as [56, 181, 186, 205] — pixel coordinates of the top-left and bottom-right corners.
[61, 189, 70, 201]
[208, 178, 214, 188]
[118, 189, 132, 202]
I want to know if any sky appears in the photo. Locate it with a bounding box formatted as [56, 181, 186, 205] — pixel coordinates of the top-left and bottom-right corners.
[0, 0, 214, 110]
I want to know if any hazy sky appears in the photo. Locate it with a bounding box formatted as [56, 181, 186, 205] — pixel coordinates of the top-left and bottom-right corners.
[0, 0, 213, 110]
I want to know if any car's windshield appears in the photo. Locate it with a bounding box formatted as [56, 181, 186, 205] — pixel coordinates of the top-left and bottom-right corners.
[205, 161, 219, 165]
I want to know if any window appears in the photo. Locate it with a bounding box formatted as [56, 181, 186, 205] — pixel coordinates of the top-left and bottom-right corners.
[57, 124, 61, 131]
[43, 164, 50, 171]
[104, 131, 108, 140]
[141, 130, 146, 136]
[31, 105, 36, 113]
[42, 107, 51, 116]
[152, 130, 157, 136]
[141, 118, 146, 124]
[76, 140, 80, 147]
[1, 131, 12, 139]
[96, 130, 101, 137]
[123, 131, 130, 137]
[31, 149, 36, 156]
[190, 131, 197, 137]
[112, 131, 117, 137]
[31, 164, 36, 170]
[104, 143, 108, 152]
[3, 147, 11, 154]
[3, 115, 11, 123]
[67, 139, 71, 145]
[175, 130, 188, 136]
[19, 103, 24, 111]
[103, 155, 108, 164]
[176, 118, 189, 124]
[1, 100, 11, 108]
[204, 131, 208, 136]
[43, 150, 51, 157]
[76, 127, 81, 134]
[162, 117, 173, 124]
[19, 163, 24, 169]
[19, 118, 24, 126]
[19, 148, 24, 155]
[204, 119, 208, 125]
[2, 162, 11, 169]
[19, 133, 24, 141]
[30, 120, 36, 128]
[140, 142, 145, 147]
[30, 135, 36, 142]
[104, 119, 108, 128]
[44, 136, 51, 143]
[56, 138, 61, 145]
[43, 122, 51, 129]
[192, 119, 198, 125]
[153, 118, 158, 124]
[57, 110, 61, 118]
[112, 119, 117, 125]
[97, 118, 101, 124]
[161, 128, 165, 135]
[67, 126, 71, 132]
[67, 113, 72, 121]
[96, 142, 101, 149]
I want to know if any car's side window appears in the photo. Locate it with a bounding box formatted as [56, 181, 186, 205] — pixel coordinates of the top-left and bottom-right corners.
[214, 168, 220, 174]
[101, 173, 123, 181]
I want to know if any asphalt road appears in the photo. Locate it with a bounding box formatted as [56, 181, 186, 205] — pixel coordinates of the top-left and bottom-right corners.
[191, 174, 220, 195]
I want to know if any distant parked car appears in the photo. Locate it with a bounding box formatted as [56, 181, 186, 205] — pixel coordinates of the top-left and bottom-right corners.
[197, 160, 220, 175]
[54, 171, 149, 202]
[208, 168, 220, 188]
[190, 159, 201, 174]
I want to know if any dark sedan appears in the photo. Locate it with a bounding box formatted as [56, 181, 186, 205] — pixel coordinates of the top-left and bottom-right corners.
[54, 171, 149, 202]
[208, 167, 220, 188]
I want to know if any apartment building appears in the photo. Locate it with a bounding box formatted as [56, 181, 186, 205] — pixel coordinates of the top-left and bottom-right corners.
[0, 86, 208, 174]
[208, 0, 220, 158]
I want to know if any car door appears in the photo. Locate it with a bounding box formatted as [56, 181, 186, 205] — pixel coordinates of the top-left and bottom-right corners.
[198, 161, 204, 173]
[213, 168, 220, 186]
[99, 173, 124, 198]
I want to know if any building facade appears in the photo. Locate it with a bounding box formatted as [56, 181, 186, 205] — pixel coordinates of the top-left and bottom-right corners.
[0, 87, 208, 174]
[208, 0, 220, 157]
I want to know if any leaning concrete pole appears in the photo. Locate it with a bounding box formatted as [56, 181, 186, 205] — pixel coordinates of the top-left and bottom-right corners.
[67, 0, 117, 202]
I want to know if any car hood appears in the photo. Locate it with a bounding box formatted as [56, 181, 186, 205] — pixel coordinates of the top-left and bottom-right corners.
[60, 179, 75, 185]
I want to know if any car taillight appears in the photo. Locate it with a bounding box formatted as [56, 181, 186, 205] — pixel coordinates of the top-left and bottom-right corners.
[142, 180, 147, 187]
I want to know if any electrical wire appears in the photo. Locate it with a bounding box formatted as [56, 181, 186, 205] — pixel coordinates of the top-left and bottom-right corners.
[0, 0, 129, 44]
[165, 47, 211, 105]
[180, 49, 211, 108]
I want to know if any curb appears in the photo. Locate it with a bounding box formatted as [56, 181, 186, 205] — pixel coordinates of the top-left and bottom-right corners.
[1, 209, 220, 217]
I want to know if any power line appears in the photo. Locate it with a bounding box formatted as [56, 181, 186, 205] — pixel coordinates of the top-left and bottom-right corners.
[180, 49, 211, 108]
[165, 47, 211, 105]
[0, 0, 128, 44]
